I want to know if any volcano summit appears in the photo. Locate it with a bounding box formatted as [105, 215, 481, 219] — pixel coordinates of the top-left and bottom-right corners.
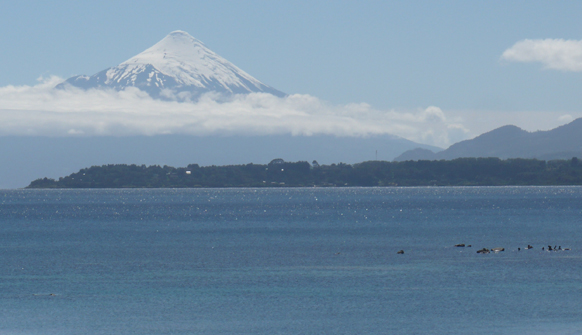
[57, 31, 285, 100]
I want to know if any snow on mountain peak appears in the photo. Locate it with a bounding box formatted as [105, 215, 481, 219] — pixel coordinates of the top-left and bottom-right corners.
[58, 31, 285, 100]
[119, 31, 257, 88]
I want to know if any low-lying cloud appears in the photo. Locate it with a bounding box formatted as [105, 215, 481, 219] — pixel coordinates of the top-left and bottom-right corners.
[501, 38, 582, 71]
[1, 77, 579, 148]
[0, 76, 471, 148]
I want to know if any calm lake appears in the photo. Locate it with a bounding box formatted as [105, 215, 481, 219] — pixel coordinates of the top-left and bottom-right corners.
[1, 187, 581, 334]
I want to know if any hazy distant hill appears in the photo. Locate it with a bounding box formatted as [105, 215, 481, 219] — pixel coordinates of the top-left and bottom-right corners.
[394, 118, 582, 161]
[0, 134, 440, 189]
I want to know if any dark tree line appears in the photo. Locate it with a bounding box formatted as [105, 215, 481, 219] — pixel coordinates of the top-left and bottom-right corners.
[26, 157, 582, 188]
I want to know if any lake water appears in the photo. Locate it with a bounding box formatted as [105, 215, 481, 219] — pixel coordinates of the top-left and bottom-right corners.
[1, 187, 581, 334]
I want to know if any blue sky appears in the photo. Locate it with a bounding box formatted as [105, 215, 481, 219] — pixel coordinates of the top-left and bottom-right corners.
[1, 1, 582, 146]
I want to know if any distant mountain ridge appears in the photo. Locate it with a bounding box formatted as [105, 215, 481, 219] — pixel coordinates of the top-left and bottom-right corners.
[56, 31, 285, 100]
[394, 118, 582, 161]
[0, 134, 441, 189]
[0, 30, 447, 189]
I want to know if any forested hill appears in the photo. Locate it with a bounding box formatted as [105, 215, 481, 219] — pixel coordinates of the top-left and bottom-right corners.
[26, 157, 582, 188]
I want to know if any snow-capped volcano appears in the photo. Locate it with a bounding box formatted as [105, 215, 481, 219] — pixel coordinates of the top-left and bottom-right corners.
[57, 31, 285, 99]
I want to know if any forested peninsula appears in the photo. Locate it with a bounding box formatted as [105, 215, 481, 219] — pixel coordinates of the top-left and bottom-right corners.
[25, 157, 582, 188]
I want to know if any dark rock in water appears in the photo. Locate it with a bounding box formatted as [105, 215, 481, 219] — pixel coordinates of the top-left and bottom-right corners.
[397, 250, 404, 254]
[467, 245, 472, 247]
[476, 248, 490, 254]
[454, 244, 465, 247]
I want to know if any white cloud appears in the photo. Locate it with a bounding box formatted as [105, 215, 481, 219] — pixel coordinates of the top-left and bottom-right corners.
[2, 77, 579, 149]
[0, 77, 470, 148]
[420, 106, 446, 123]
[501, 39, 582, 71]
[558, 114, 574, 123]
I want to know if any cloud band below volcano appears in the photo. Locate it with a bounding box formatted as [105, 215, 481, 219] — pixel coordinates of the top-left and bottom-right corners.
[0, 76, 473, 148]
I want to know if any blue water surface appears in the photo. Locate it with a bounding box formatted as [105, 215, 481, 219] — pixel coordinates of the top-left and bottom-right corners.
[1, 187, 581, 334]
